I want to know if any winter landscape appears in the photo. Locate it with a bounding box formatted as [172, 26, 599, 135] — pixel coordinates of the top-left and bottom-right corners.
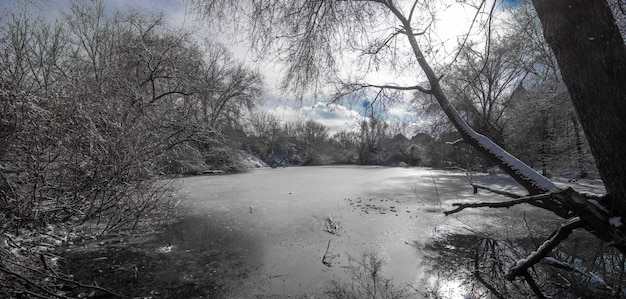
[1, 0, 625, 298]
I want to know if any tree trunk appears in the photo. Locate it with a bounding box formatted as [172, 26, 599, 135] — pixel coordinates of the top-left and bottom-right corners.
[571, 114, 587, 178]
[532, 0, 626, 214]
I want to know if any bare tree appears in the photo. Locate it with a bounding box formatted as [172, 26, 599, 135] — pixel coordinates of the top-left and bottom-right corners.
[333, 130, 360, 151]
[358, 117, 388, 164]
[446, 38, 529, 147]
[245, 111, 284, 159]
[294, 119, 330, 155]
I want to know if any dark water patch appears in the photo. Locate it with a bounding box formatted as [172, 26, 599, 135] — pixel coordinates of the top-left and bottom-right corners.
[424, 232, 626, 298]
[61, 215, 261, 298]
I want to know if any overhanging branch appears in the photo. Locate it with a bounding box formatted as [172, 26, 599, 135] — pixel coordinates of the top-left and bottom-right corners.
[360, 82, 432, 94]
[444, 192, 553, 215]
[448, 184, 626, 254]
[506, 217, 584, 281]
[471, 183, 523, 199]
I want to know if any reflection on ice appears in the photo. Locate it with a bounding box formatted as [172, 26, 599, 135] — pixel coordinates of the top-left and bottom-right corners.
[424, 231, 626, 299]
[426, 276, 471, 299]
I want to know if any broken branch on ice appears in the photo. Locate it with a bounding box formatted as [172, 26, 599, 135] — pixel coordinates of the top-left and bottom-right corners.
[322, 239, 333, 267]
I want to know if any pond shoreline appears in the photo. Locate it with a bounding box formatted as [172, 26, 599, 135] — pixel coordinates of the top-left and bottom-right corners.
[59, 166, 603, 298]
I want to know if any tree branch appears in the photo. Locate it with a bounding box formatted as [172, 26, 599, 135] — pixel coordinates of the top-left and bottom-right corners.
[471, 183, 523, 199]
[506, 217, 584, 280]
[360, 82, 432, 94]
[444, 192, 552, 215]
[3, 257, 125, 298]
[522, 270, 548, 299]
[0, 265, 61, 299]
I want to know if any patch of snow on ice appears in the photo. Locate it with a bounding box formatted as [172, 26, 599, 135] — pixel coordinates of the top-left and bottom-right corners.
[157, 245, 173, 253]
[609, 217, 623, 227]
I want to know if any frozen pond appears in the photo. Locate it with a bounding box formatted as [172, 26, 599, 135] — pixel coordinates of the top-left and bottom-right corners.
[176, 166, 589, 298]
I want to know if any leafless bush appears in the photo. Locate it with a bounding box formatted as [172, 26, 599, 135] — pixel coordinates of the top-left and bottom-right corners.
[326, 253, 408, 299]
[0, 1, 262, 296]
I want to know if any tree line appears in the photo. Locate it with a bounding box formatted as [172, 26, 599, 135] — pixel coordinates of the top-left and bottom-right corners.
[0, 2, 263, 233]
[0, 2, 265, 295]
[241, 0, 598, 178]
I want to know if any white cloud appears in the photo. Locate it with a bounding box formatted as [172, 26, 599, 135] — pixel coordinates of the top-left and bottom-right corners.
[387, 106, 412, 121]
[263, 102, 365, 135]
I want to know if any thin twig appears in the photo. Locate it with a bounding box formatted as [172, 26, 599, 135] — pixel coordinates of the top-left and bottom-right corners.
[523, 212, 539, 248]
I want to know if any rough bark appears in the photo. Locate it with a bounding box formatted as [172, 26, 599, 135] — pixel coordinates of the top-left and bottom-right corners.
[532, 0, 626, 214]
[571, 114, 587, 178]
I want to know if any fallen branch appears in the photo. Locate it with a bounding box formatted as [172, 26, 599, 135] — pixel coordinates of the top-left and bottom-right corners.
[444, 192, 554, 215]
[23, 290, 56, 299]
[322, 239, 332, 267]
[0, 264, 62, 299]
[506, 217, 583, 281]
[3, 257, 125, 298]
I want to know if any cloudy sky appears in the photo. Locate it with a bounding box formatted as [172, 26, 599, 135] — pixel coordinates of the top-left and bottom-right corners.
[2, 0, 516, 136]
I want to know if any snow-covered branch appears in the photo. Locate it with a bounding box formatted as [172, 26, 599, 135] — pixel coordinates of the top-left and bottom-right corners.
[506, 217, 583, 280]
